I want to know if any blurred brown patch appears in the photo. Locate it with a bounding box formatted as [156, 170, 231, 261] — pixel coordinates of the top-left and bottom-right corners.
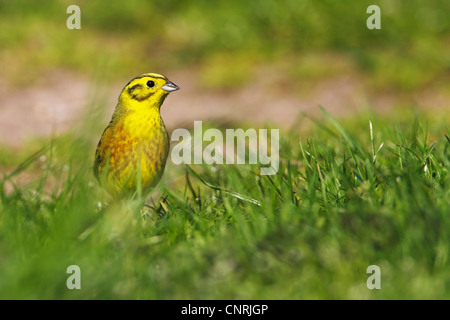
[0, 69, 448, 148]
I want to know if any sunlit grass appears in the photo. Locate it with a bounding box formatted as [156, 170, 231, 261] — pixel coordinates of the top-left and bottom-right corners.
[0, 107, 448, 299]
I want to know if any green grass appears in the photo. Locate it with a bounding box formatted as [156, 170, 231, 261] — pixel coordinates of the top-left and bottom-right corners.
[1, 0, 450, 92]
[1, 0, 448, 300]
[0, 107, 448, 299]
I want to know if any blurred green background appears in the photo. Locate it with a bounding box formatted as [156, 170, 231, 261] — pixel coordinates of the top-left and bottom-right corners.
[1, 0, 449, 147]
[1, 0, 450, 90]
[0, 0, 449, 300]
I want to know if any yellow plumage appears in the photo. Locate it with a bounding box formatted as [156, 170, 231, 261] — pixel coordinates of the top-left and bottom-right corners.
[94, 73, 179, 196]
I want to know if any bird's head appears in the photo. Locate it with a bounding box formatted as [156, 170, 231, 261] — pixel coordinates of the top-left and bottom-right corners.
[119, 73, 179, 109]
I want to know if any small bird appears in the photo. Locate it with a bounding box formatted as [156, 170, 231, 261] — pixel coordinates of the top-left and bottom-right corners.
[94, 73, 179, 197]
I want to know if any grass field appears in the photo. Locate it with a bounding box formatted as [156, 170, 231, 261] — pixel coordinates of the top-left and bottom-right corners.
[0, 106, 448, 299]
[0, 0, 449, 300]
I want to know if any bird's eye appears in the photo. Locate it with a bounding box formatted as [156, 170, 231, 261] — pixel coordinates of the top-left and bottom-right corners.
[146, 80, 155, 88]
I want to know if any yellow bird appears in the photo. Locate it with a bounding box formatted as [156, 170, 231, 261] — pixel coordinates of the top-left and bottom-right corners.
[94, 73, 179, 197]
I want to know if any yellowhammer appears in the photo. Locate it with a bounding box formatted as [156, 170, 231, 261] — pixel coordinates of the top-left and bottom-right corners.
[94, 73, 179, 197]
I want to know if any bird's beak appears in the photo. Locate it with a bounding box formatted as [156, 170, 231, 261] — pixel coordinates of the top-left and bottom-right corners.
[161, 80, 180, 92]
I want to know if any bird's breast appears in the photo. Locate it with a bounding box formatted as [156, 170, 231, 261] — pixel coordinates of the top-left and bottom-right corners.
[101, 110, 170, 193]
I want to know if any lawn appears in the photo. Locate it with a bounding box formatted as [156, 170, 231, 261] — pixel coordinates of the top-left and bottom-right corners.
[0, 0, 449, 300]
[0, 106, 448, 299]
